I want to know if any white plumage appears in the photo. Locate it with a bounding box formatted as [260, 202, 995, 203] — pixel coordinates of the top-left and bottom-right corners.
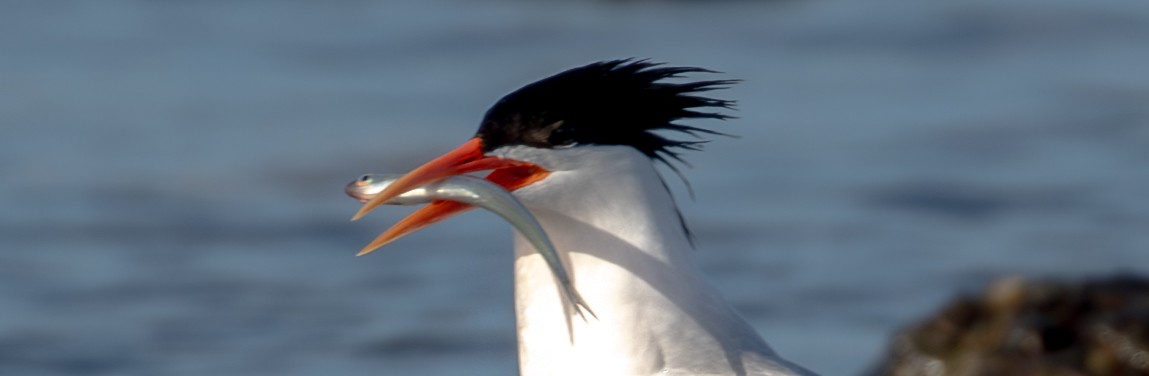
[496, 145, 815, 376]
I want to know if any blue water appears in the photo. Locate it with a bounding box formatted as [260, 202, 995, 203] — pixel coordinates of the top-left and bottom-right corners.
[3, 0, 1148, 375]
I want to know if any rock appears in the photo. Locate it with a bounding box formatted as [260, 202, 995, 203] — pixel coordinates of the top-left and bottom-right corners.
[869, 275, 1149, 376]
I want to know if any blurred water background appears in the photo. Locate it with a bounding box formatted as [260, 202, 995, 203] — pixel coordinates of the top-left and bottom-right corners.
[2, 0, 1148, 375]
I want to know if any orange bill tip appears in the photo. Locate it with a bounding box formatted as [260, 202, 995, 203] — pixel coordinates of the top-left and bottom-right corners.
[356, 200, 472, 256]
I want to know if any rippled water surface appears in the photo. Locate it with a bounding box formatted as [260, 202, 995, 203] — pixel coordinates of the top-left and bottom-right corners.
[3, 0, 1149, 375]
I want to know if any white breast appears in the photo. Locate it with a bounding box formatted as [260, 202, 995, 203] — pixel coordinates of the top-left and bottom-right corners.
[493, 145, 816, 376]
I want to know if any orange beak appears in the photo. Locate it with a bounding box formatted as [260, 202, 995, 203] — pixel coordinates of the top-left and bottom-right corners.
[353, 137, 549, 256]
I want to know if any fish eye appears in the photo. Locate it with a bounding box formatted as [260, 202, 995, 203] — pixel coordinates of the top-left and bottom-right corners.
[355, 174, 373, 186]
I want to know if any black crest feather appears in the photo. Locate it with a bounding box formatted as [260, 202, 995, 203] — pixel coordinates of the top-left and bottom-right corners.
[475, 59, 738, 169]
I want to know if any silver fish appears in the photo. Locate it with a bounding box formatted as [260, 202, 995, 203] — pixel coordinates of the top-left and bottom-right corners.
[345, 173, 595, 320]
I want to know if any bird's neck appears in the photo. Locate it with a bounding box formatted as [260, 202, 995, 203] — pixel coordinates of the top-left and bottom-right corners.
[504, 146, 801, 376]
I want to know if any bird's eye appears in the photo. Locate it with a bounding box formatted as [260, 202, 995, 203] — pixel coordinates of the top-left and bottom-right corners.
[548, 124, 575, 146]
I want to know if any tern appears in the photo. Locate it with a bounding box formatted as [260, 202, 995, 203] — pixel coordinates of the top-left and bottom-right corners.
[352, 60, 817, 376]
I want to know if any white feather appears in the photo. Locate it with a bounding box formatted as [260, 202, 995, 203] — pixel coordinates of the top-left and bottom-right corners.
[491, 145, 817, 376]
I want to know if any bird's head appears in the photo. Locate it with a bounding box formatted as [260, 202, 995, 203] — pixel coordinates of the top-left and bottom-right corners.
[352, 59, 737, 255]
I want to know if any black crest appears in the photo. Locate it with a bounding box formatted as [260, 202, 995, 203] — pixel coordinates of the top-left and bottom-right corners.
[475, 59, 738, 170]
